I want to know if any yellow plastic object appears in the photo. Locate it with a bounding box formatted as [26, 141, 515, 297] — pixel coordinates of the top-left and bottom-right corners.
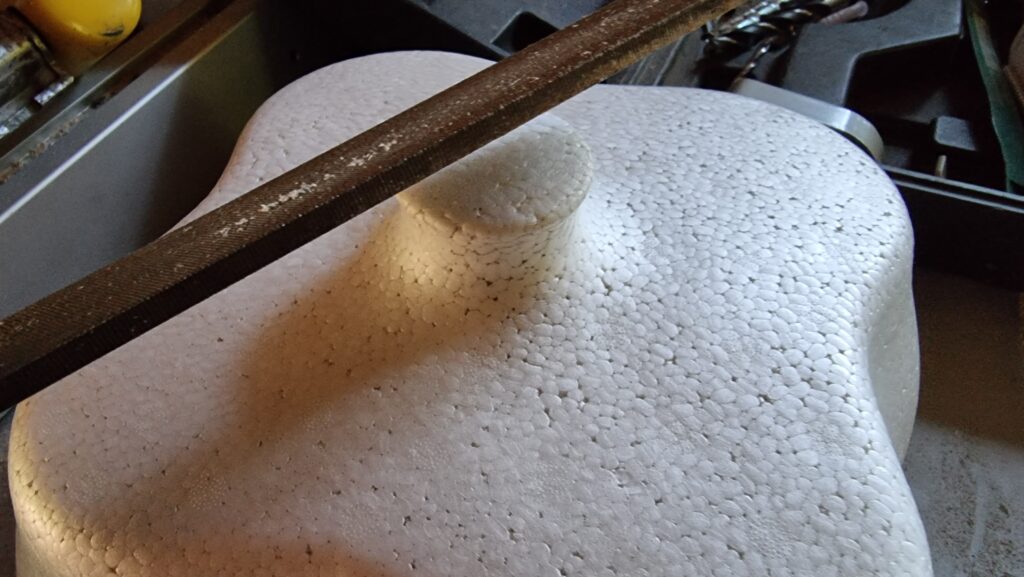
[16, 0, 140, 74]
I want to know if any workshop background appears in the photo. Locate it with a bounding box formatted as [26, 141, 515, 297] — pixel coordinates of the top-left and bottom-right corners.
[0, 0, 1021, 575]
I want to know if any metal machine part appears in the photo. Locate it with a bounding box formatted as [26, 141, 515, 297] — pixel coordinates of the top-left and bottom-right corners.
[781, 0, 962, 105]
[705, 0, 787, 38]
[818, 1, 868, 25]
[731, 78, 884, 159]
[703, 0, 849, 57]
[0, 9, 68, 138]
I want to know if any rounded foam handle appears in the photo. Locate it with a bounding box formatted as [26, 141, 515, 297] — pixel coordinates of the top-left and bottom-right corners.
[9, 51, 929, 577]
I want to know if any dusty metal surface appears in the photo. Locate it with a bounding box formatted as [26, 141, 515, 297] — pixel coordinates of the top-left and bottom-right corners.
[902, 268, 1024, 577]
[0, 0, 742, 409]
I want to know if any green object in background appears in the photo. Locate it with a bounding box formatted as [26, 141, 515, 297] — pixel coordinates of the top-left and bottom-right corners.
[967, 0, 1024, 193]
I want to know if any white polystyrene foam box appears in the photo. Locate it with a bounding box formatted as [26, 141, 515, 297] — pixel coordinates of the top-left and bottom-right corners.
[9, 51, 930, 576]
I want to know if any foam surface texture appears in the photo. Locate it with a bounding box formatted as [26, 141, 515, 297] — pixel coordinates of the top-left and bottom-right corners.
[9, 52, 929, 576]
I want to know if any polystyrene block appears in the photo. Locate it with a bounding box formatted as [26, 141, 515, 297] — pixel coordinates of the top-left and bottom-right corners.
[9, 51, 929, 577]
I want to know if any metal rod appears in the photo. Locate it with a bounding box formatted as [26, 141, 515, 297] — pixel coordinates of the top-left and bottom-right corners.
[0, 0, 740, 409]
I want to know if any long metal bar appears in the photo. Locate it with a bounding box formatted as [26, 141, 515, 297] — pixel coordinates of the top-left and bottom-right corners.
[0, 0, 739, 409]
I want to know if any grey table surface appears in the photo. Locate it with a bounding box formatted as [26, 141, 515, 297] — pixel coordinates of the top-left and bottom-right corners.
[0, 266, 1021, 576]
